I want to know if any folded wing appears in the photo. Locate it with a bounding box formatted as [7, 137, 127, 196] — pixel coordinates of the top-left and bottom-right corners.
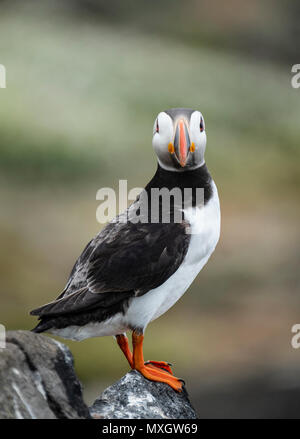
[30, 219, 190, 318]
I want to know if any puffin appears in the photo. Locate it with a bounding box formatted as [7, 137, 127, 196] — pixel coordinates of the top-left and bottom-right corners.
[31, 108, 220, 392]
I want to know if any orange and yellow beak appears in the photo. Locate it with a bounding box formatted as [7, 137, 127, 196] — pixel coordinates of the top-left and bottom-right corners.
[170, 119, 192, 167]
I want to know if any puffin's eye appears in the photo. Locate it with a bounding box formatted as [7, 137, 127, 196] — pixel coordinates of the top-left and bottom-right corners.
[156, 119, 159, 133]
[200, 117, 204, 132]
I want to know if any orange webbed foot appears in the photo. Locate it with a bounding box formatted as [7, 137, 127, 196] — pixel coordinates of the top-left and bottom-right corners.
[137, 364, 184, 392]
[144, 360, 173, 375]
[131, 331, 184, 392]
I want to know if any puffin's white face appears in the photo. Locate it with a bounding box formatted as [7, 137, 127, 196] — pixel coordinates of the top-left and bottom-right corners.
[152, 108, 207, 172]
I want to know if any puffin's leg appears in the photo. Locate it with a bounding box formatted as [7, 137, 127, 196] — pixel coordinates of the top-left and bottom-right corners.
[116, 334, 173, 374]
[132, 331, 183, 392]
[116, 334, 133, 368]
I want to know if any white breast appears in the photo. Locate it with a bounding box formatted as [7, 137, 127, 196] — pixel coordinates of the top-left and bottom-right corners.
[125, 181, 221, 330]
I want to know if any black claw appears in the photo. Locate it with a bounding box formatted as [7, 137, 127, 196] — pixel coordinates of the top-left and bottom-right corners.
[179, 378, 186, 385]
[167, 362, 173, 366]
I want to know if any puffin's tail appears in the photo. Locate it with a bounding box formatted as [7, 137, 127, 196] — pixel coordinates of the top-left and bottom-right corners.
[29, 287, 94, 334]
[30, 288, 134, 334]
[31, 318, 54, 334]
[31, 324, 43, 333]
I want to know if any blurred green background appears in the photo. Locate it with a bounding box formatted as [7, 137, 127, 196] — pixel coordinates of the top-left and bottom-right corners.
[0, 0, 300, 418]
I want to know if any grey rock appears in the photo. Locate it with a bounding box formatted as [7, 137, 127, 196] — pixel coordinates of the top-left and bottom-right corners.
[0, 330, 90, 419]
[0, 330, 197, 419]
[90, 370, 198, 419]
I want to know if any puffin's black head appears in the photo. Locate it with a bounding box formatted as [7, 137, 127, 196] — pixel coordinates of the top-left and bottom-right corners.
[152, 108, 206, 172]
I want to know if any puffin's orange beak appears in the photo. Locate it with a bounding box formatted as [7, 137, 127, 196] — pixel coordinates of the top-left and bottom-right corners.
[173, 119, 190, 167]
